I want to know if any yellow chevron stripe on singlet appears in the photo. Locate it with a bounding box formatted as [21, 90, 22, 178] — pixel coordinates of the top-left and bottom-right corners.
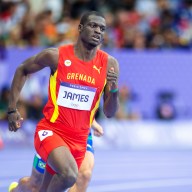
[50, 71, 59, 122]
[89, 79, 107, 127]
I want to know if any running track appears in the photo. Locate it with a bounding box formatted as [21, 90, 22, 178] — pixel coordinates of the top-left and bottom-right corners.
[1, 147, 192, 192]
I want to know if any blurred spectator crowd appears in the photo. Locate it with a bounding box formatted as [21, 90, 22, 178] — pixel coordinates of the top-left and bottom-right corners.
[0, 0, 192, 49]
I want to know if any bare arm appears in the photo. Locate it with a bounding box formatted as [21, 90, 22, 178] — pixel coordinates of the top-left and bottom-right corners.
[103, 55, 119, 118]
[8, 48, 58, 131]
[91, 119, 104, 137]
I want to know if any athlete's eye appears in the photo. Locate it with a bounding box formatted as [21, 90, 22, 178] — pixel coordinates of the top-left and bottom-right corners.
[100, 27, 106, 32]
[89, 23, 105, 32]
[90, 24, 97, 28]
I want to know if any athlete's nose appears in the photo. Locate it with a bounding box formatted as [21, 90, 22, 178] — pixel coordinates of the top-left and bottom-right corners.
[95, 26, 101, 34]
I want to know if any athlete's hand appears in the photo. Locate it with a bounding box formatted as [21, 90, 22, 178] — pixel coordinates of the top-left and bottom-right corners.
[8, 110, 23, 132]
[92, 120, 104, 137]
[107, 67, 118, 91]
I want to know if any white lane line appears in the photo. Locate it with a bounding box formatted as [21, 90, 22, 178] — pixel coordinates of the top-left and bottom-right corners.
[88, 178, 192, 192]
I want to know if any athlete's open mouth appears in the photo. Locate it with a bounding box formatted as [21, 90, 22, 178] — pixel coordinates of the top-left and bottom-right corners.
[92, 35, 100, 40]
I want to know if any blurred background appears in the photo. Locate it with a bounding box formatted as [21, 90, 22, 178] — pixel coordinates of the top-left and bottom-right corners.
[1, 0, 192, 150]
[1, 0, 192, 191]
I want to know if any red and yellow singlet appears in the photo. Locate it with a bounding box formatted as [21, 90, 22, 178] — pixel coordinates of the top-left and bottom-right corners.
[44, 44, 108, 129]
[35, 44, 108, 170]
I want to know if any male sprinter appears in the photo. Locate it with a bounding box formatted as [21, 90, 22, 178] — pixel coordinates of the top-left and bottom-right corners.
[8, 11, 119, 192]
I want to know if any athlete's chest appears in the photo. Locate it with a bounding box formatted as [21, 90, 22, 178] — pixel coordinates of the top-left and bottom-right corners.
[57, 56, 106, 88]
[56, 56, 107, 111]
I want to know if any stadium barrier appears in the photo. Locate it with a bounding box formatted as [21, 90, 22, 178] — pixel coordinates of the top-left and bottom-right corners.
[1, 119, 192, 150]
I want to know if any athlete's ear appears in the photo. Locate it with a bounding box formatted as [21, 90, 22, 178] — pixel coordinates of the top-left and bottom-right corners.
[78, 24, 83, 32]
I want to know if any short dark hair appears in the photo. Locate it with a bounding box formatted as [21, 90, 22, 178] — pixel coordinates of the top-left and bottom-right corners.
[80, 11, 105, 25]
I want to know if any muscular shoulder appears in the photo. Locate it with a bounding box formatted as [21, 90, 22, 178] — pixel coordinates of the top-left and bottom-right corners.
[41, 47, 58, 57]
[35, 48, 59, 71]
[107, 55, 119, 73]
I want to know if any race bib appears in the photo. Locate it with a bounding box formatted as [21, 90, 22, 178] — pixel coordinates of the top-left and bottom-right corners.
[57, 82, 97, 111]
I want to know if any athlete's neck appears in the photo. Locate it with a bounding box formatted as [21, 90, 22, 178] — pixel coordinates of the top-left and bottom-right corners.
[74, 41, 98, 62]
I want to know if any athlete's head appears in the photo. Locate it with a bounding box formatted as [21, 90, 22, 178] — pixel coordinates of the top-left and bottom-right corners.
[78, 11, 106, 48]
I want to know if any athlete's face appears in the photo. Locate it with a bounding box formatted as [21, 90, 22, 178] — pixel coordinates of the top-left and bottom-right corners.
[79, 15, 106, 48]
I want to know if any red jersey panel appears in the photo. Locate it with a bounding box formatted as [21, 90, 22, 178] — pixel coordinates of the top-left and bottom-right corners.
[43, 44, 108, 131]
